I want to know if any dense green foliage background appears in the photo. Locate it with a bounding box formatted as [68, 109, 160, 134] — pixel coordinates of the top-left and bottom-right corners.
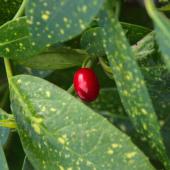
[0, 0, 170, 170]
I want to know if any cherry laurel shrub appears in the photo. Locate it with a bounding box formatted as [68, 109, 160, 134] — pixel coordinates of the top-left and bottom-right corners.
[0, 0, 170, 170]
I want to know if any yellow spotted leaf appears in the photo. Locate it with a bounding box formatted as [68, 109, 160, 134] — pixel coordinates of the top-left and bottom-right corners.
[100, 5, 170, 170]
[10, 75, 155, 170]
[26, 0, 104, 49]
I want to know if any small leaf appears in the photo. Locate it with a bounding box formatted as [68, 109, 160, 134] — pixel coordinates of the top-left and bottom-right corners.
[26, 0, 104, 49]
[0, 143, 8, 170]
[15, 47, 88, 70]
[145, 0, 170, 70]
[10, 75, 155, 170]
[101, 6, 170, 169]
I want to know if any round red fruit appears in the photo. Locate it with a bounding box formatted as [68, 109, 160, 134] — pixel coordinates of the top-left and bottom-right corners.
[73, 68, 100, 102]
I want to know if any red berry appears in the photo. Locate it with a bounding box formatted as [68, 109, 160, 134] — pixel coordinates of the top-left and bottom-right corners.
[73, 68, 100, 102]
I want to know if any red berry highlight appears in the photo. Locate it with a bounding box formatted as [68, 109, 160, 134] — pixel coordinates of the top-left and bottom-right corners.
[73, 68, 100, 102]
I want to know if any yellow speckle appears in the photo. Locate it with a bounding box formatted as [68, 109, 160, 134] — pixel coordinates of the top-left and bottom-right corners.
[41, 106, 46, 112]
[63, 17, 68, 22]
[111, 143, 120, 148]
[125, 72, 133, 80]
[67, 168, 72, 170]
[82, 5, 87, 13]
[107, 149, 113, 155]
[143, 124, 147, 130]
[93, 32, 97, 36]
[46, 43, 51, 47]
[32, 117, 43, 124]
[60, 29, 65, 34]
[42, 14, 49, 20]
[125, 152, 136, 159]
[19, 43, 23, 47]
[17, 79, 22, 84]
[5, 48, 10, 52]
[80, 24, 86, 30]
[41, 11, 50, 21]
[26, 19, 33, 25]
[58, 137, 66, 145]
[46, 91, 51, 97]
[50, 108, 56, 112]
[31, 117, 43, 134]
[32, 123, 41, 134]
[48, 34, 52, 38]
[141, 108, 147, 115]
[122, 90, 129, 96]
[59, 165, 64, 170]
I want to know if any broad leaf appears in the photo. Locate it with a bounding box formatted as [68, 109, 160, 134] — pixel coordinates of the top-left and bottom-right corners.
[0, 143, 8, 170]
[26, 0, 104, 49]
[145, 0, 170, 70]
[16, 47, 88, 70]
[10, 75, 155, 170]
[101, 6, 170, 169]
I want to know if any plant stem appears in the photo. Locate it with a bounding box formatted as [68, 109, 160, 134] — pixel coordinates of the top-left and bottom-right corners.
[4, 59, 13, 82]
[99, 57, 112, 74]
[13, 0, 27, 19]
[0, 120, 17, 129]
[3, 0, 27, 82]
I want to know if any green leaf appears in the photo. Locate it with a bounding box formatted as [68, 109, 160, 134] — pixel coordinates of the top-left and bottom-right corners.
[0, 17, 38, 59]
[0, 108, 11, 146]
[145, 0, 170, 70]
[121, 22, 151, 44]
[0, 0, 22, 25]
[13, 64, 53, 78]
[81, 27, 155, 59]
[132, 31, 156, 60]
[0, 143, 8, 170]
[81, 27, 104, 56]
[15, 47, 88, 70]
[22, 157, 34, 170]
[101, 7, 170, 169]
[89, 88, 126, 117]
[10, 75, 155, 170]
[26, 0, 104, 49]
